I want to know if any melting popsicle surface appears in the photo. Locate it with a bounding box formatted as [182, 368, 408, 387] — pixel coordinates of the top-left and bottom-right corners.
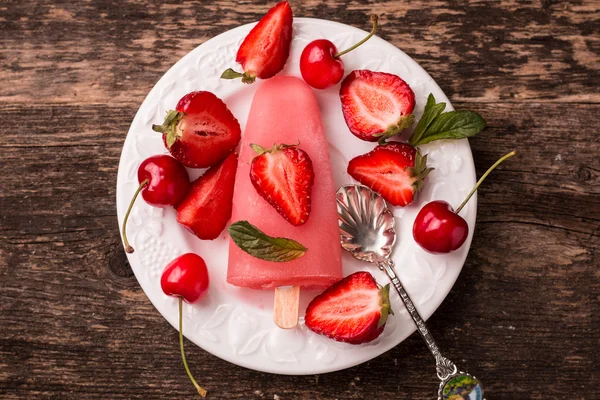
[227, 76, 343, 290]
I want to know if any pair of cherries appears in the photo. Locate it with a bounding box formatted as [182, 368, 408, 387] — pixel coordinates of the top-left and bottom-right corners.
[121, 155, 210, 396]
[413, 151, 516, 253]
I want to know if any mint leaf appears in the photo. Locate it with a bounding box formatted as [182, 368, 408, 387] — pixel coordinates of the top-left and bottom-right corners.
[228, 221, 307, 262]
[413, 110, 486, 145]
[409, 93, 486, 146]
[409, 94, 446, 145]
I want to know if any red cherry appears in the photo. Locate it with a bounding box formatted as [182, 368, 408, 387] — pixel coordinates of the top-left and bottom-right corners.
[413, 151, 516, 254]
[160, 253, 210, 303]
[299, 15, 378, 89]
[138, 155, 190, 206]
[122, 155, 190, 253]
[300, 40, 344, 89]
[413, 201, 469, 253]
[160, 253, 209, 398]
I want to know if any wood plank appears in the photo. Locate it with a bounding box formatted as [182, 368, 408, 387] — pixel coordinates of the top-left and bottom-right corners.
[0, 0, 598, 105]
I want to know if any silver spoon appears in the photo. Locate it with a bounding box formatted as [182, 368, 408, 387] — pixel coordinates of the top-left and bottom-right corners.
[336, 184, 485, 400]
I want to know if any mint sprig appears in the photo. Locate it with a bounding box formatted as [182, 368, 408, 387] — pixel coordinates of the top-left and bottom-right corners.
[228, 221, 307, 262]
[409, 94, 486, 146]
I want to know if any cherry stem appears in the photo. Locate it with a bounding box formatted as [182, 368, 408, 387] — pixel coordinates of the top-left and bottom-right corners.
[179, 297, 207, 398]
[455, 151, 516, 214]
[334, 14, 378, 58]
[122, 179, 149, 254]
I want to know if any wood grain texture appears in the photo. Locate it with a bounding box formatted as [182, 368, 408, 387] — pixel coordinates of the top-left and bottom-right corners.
[0, 0, 598, 399]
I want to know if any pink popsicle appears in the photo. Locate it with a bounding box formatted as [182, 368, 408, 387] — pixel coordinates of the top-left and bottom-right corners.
[227, 76, 343, 290]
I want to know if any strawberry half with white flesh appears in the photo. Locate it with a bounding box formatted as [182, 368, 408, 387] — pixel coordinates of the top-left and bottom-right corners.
[347, 142, 432, 207]
[249, 143, 314, 226]
[340, 70, 415, 142]
[152, 91, 241, 168]
[176, 153, 238, 240]
[221, 1, 293, 84]
[346, 93, 486, 207]
[305, 271, 392, 344]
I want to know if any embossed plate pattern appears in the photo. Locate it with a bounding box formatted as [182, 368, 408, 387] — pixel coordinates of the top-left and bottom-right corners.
[116, 18, 477, 375]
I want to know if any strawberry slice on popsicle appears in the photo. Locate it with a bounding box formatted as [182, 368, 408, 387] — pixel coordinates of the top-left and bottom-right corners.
[249, 143, 314, 226]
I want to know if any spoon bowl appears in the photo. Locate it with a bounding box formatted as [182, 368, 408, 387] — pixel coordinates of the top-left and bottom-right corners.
[336, 184, 395, 263]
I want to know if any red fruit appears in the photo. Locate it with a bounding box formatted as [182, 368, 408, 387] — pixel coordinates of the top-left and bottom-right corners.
[413, 151, 516, 254]
[249, 143, 314, 226]
[413, 201, 469, 254]
[300, 40, 343, 89]
[153, 91, 241, 168]
[300, 15, 378, 90]
[340, 70, 415, 142]
[160, 253, 209, 398]
[347, 142, 432, 207]
[221, 1, 293, 84]
[122, 155, 190, 253]
[305, 271, 392, 344]
[137, 155, 190, 207]
[161, 253, 210, 303]
[177, 153, 238, 240]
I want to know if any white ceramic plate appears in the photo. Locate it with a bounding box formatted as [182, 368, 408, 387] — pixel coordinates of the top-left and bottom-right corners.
[116, 18, 477, 375]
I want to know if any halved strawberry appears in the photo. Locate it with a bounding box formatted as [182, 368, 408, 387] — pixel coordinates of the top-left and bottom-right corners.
[152, 91, 241, 168]
[176, 153, 238, 240]
[347, 142, 432, 207]
[305, 271, 392, 345]
[221, 1, 293, 84]
[340, 70, 415, 142]
[249, 143, 314, 226]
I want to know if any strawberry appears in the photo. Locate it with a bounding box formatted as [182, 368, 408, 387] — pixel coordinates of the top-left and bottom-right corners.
[340, 70, 415, 142]
[221, 1, 293, 84]
[249, 143, 314, 226]
[152, 91, 241, 168]
[347, 142, 432, 207]
[305, 271, 392, 345]
[176, 153, 238, 240]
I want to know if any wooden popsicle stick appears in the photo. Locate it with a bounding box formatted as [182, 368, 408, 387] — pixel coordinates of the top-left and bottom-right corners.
[273, 285, 300, 329]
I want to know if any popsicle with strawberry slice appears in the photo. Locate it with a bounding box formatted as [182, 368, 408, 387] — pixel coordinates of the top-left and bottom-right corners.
[227, 76, 343, 328]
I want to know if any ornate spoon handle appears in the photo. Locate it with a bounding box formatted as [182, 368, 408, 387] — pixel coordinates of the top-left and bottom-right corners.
[378, 259, 457, 380]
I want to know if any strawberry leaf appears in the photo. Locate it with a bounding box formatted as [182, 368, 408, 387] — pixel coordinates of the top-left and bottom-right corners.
[377, 283, 392, 329]
[375, 114, 415, 141]
[151, 110, 184, 149]
[408, 148, 434, 192]
[250, 141, 300, 156]
[220, 68, 244, 80]
[250, 143, 268, 155]
[228, 221, 307, 262]
[409, 94, 486, 146]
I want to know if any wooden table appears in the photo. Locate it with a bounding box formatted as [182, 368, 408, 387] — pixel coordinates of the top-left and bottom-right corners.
[1, 1, 598, 399]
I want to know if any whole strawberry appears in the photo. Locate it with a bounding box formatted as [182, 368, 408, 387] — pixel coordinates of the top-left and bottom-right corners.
[305, 271, 392, 345]
[249, 142, 314, 226]
[221, 1, 293, 84]
[340, 70, 415, 142]
[152, 91, 241, 168]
